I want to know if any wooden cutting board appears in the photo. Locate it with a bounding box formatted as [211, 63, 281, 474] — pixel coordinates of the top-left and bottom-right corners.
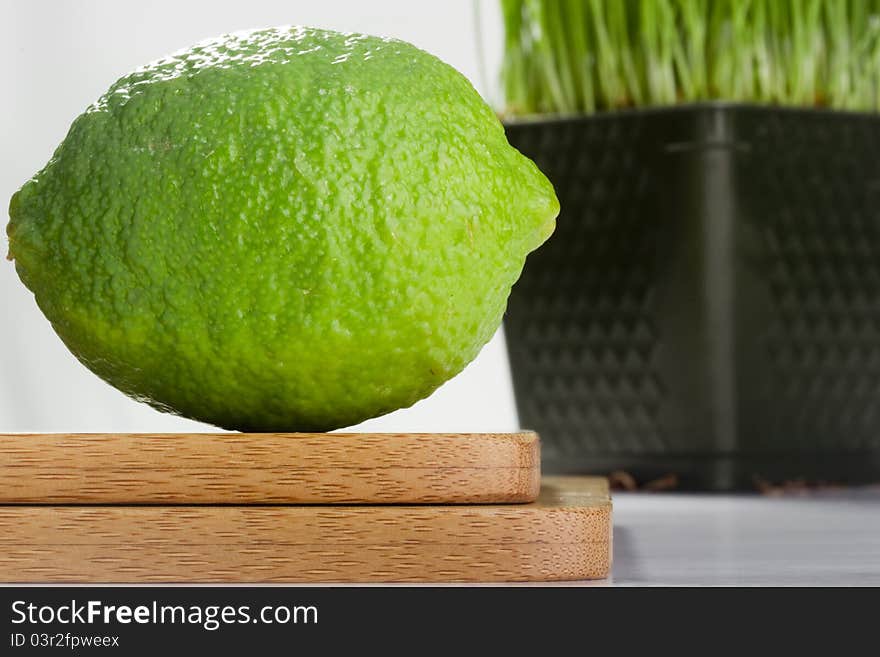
[0, 432, 539, 504]
[0, 476, 611, 583]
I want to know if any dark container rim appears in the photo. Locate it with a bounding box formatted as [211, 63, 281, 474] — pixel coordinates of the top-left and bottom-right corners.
[501, 101, 880, 127]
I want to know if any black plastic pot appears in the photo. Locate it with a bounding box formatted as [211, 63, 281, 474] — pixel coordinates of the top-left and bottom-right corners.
[503, 103, 880, 490]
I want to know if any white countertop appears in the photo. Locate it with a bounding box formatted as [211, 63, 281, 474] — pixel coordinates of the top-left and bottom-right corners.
[605, 489, 880, 586]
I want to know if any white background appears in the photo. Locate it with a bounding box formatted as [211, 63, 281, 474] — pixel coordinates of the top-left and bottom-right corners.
[0, 0, 519, 433]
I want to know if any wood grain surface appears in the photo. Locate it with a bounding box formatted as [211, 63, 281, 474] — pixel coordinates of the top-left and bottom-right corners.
[0, 432, 539, 504]
[0, 476, 611, 583]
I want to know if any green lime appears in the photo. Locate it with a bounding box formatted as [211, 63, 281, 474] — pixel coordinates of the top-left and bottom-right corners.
[7, 26, 558, 431]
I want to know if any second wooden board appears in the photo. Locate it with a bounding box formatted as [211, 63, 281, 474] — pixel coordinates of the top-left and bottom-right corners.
[0, 432, 539, 504]
[0, 476, 610, 583]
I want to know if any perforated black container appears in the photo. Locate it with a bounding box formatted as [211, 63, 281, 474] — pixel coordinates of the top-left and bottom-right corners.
[503, 103, 880, 490]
